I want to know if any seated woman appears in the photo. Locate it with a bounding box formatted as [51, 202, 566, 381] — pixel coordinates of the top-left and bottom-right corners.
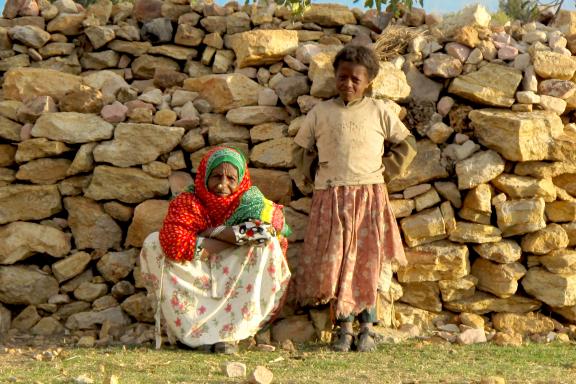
[140, 146, 291, 354]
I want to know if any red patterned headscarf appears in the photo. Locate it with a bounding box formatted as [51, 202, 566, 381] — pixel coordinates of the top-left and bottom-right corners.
[159, 146, 251, 262]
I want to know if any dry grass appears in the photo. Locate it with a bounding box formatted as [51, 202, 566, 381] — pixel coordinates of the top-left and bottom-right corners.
[1, 340, 576, 383]
[373, 25, 427, 62]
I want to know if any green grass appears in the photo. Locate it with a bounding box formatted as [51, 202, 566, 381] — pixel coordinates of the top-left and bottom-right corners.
[1, 341, 576, 383]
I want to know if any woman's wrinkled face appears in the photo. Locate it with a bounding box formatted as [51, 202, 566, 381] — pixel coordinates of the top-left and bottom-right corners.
[207, 163, 239, 197]
[335, 61, 372, 103]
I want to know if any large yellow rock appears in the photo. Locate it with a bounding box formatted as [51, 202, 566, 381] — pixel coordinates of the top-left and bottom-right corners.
[31, 112, 114, 144]
[551, 10, 576, 35]
[455, 150, 505, 190]
[473, 240, 522, 263]
[443, 291, 541, 314]
[249, 168, 292, 204]
[469, 109, 563, 162]
[522, 267, 576, 307]
[388, 140, 449, 193]
[397, 240, 469, 283]
[521, 223, 569, 255]
[448, 222, 502, 244]
[399, 281, 442, 312]
[448, 63, 522, 107]
[3, 68, 82, 102]
[15, 138, 70, 163]
[308, 50, 338, 99]
[0, 222, 70, 265]
[545, 201, 576, 222]
[458, 184, 491, 224]
[492, 174, 556, 202]
[229, 30, 298, 68]
[125, 200, 169, 248]
[471, 258, 526, 298]
[539, 249, 576, 274]
[183, 74, 263, 113]
[93, 123, 185, 167]
[15, 158, 71, 185]
[302, 4, 356, 27]
[0, 185, 61, 224]
[64, 196, 122, 251]
[439, 276, 477, 302]
[394, 303, 450, 331]
[533, 51, 576, 80]
[85, 165, 169, 204]
[370, 62, 411, 102]
[400, 207, 447, 247]
[492, 312, 555, 336]
[495, 197, 546, 237]
[250, 138, 295, 169]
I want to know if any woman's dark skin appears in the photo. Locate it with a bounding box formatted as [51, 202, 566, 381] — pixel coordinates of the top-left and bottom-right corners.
[198, 163, 242, 255]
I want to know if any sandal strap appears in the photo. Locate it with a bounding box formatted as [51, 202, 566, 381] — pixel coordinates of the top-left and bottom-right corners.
[334, 328, 355, 337]
[358, 329, 377, 338]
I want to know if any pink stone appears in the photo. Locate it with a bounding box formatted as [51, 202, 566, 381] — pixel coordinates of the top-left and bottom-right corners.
[133, 0, 163, 23]
[19, 0, 39, 16]
[101, 101, 128, 123]
[169, 171, 193, 195]
[456, 328, 487, 345]
[173, 118, 199, 129]
[20, 123, 32, 141]
[3, 0, 25, 19]
[498, 45, 519, 61]
[492, 32, 515, 46]
[124, 100, 155, 114]
[437, 96, 455, 116]
[445, 42, 471, 63]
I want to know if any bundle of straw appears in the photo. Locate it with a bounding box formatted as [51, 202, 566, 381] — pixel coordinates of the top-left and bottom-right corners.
[373, 24, 428, 61]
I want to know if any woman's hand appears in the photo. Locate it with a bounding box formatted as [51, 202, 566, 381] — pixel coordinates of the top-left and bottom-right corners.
[200, 226, 237, 244]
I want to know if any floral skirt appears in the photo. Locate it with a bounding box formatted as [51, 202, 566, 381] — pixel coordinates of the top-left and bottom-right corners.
[295, 184, 405, 319]
[140, 232, 291, 347]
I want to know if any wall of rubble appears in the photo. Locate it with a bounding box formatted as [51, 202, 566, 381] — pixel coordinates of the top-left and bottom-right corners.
[2, 0, 576, 346]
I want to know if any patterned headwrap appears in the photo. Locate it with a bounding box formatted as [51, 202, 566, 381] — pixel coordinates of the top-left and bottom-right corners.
[159, 146, 289, 262]
[204, 147, 246, 187]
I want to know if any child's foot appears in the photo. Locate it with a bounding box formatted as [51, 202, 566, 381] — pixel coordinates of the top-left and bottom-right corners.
[331, 327, 354, 352]
[213, 342, 238, 354]
[356, 329, 376, 352]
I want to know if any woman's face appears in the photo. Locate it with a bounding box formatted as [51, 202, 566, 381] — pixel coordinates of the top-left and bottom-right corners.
[207, 163, 239, 197]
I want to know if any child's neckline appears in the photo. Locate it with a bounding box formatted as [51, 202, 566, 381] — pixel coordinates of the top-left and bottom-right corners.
[335, 96, 367, 107]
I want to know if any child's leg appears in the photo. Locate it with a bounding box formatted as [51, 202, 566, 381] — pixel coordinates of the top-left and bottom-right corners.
[332, 315, 354, 352]
[357, 308, 377, 352]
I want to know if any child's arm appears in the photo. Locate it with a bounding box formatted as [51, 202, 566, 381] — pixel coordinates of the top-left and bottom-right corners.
[383, 134, 417, 182]
[381, 103, 417, 182]
[292, 145, 317, 183]
[293, 109, 318, 184]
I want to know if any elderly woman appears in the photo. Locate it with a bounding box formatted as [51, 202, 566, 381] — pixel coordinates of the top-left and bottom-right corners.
[140, 146, 291, 354]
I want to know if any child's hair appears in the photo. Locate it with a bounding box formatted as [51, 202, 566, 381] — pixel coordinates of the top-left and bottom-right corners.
[333, 45, 380, 80]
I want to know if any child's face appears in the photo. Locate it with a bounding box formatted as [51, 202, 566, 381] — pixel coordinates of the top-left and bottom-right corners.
[335, 61, 372, 103]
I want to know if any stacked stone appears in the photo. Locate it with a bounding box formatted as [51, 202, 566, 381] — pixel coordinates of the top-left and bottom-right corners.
[1, 0, 576, 347]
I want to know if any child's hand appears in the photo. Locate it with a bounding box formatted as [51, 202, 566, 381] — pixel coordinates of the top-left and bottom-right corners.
[232, 221, 275, 245]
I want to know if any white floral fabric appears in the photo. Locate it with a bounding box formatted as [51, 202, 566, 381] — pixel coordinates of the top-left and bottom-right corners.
[140, 232, 291, 348]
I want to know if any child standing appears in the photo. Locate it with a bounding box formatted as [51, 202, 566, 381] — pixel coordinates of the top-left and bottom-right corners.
[293, 45, 417, 352]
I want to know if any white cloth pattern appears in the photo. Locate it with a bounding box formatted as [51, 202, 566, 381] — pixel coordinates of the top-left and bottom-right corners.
[140, 232, 291, 347]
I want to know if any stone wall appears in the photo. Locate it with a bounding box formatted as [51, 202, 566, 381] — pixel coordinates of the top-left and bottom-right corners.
[1, 0, 576, 346]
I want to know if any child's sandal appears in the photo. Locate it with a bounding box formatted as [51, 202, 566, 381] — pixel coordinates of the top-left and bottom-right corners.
[331, 328, 355, 352]
[356, 329, 377, 352]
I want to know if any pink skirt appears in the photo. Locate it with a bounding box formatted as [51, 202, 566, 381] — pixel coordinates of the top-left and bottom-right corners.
[295, 184, 406, 318]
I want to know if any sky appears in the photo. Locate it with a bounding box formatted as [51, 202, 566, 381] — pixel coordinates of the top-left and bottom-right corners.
[0, 0, 575, 18]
